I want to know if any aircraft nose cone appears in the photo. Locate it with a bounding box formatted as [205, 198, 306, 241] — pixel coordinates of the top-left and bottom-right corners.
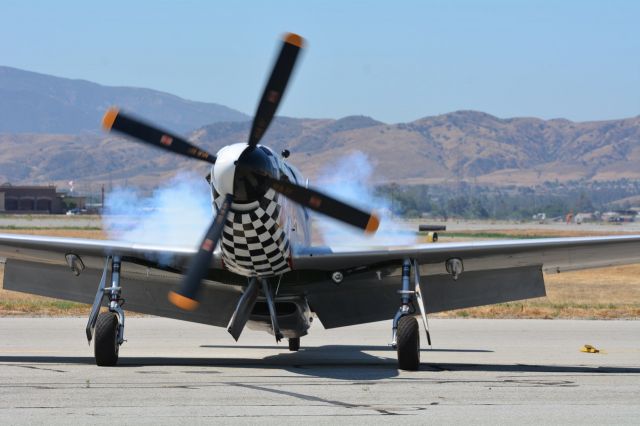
[212, 144, 246, 197]
[233, 146, 278, 202]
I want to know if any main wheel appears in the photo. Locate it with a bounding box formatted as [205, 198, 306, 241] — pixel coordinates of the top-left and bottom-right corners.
[288, 337, 300, 351]
[94, 312, 120, 366]
[396, 315, 420, 371]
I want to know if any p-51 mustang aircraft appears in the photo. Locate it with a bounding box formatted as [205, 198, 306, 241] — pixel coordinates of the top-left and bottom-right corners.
[2, 33, 640, 371]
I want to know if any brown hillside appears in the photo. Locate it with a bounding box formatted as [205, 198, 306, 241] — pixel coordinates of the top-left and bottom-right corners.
[1, 111, 639, 190]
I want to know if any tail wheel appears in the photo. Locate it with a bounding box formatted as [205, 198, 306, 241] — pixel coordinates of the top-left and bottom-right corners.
[397, 315, 420, 371]
[94, 312, 119, 366]
[288, 337, 300, 351]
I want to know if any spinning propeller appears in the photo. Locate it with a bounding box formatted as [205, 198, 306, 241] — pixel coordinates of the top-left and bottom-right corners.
[102, 33, 380, 310]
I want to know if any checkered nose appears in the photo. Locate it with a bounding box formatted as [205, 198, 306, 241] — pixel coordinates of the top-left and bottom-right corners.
[233, 146, 278, 203]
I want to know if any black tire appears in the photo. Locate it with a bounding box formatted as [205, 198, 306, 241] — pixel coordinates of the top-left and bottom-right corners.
[288, 337, 300, 352]
[94, 312, 119, 366]
[397, 315, 420, 371]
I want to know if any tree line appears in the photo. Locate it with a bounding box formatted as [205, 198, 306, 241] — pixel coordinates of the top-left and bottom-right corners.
[375, 179, 640, 220]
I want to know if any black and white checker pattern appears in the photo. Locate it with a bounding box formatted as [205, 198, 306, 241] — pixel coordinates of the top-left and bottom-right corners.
[219, 189, 291, 277]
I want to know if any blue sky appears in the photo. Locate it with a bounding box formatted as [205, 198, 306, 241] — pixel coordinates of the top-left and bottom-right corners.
[1, 0, 638, 123]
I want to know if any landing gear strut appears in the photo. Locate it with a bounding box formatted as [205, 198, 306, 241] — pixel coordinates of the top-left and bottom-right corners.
[86, 256, 125, 366]
[261, 278, 283, 342]
[391, 258, 431, 371]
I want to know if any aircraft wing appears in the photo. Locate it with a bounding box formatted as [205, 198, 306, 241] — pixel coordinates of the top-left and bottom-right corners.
[3, 233, 640, 331]
[292, 235, 640, 328]
[0, 233, 243, 327]
[294, 235, 640, 273]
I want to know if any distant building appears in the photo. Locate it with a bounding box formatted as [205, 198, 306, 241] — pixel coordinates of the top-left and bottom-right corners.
[574, 212, 598, 224]
[532, 212, 546, 221]
[601, 210, 637, 223]
[0, 183, 65, 214]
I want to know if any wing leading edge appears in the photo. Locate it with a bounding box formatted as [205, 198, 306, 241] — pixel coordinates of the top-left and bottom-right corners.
[0, 233, 197, 270]
[293, 235, 640, 274]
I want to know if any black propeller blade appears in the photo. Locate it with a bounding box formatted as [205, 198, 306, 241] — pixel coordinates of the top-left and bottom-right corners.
[168, 194, 233, 310]
[264, 175, 380, 234]
[102, 108, 217, 164]
[248, 33, 304, 147]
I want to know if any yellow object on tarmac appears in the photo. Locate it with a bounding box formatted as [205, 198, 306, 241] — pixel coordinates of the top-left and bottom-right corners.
[580, 344, 600, 353]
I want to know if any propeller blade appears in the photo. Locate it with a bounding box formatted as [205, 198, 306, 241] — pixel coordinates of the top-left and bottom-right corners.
[265, 176, 380, 234]
[168, 194, 233, 310]
[248, 33, 304, 147]
[102, 108, 217, 164]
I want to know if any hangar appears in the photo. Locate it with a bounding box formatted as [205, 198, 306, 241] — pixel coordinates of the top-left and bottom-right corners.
[0, 183, 65, 214]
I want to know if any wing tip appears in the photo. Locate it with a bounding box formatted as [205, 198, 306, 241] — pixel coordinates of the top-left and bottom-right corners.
[102, 107, 119, 131]
[284, 32, 305, 48]
[168, 291, 199, 311]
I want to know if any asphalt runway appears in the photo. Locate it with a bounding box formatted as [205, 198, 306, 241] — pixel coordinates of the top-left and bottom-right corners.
[0, 318, 639, 424]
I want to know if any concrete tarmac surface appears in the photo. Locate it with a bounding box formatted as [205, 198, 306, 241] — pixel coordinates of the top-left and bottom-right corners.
[0, 318, 639, 424]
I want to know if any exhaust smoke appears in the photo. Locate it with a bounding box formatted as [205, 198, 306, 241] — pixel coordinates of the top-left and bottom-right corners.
[314, 151, 417, 247]
[102, 172, 212, 262]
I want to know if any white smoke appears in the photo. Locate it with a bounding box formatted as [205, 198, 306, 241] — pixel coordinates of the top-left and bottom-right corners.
[102, 172, 212, 256]
[314, 151, 417, 247]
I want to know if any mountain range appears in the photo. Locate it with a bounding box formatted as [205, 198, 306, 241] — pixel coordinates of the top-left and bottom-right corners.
[0, 66, 247, 133]
[1, 66, 639, 191]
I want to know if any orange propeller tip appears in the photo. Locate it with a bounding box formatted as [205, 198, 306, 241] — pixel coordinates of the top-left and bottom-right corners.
[365, 214, 380, 234]
[168, 291, 199, 311]
[284, 32, 305, 48]
[102, 107, 119, 131]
